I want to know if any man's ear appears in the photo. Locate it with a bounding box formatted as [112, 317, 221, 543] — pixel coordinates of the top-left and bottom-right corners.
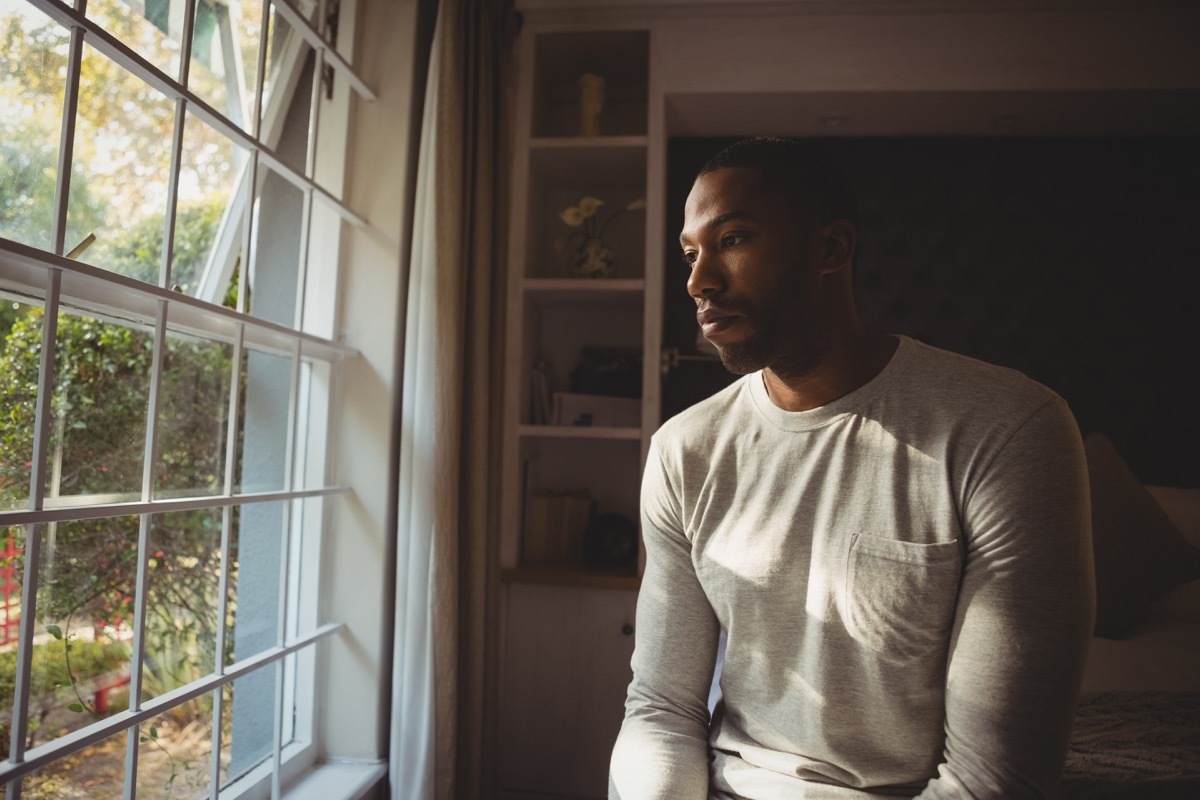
[818, 219, 857, 275]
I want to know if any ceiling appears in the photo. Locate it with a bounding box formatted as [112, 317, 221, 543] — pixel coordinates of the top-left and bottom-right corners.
[666, 89, 1200, 138]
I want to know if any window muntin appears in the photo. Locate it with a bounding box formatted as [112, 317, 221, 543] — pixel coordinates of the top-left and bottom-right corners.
[0, 0, 369, 796]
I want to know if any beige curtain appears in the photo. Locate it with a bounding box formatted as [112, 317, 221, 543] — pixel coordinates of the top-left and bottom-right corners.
[391, 0, 515, 797]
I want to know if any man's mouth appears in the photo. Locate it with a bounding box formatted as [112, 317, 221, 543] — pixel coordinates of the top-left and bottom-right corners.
[696, 306, 740, 338]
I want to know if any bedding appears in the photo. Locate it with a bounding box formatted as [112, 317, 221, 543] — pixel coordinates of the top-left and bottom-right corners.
[1062, 691, 1200, 799]
[1064, 439, 1200, 798]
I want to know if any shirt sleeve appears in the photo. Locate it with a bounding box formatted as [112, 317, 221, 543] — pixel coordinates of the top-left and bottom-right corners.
[917, 397, 1095, 799]
[609, 439, 721, 800]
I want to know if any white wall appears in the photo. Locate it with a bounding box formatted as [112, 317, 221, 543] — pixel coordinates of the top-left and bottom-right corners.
[651, 5, 1200, 93]
[318, 0, 424, 762]
[519, 0, 1200, 137]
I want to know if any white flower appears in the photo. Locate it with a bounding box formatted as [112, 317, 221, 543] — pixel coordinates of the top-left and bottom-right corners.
[577, 196, 604, 217]
[559, 206, 585, 226]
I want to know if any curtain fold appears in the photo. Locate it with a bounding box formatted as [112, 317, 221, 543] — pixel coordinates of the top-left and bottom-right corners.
[391, 1, 515, 797]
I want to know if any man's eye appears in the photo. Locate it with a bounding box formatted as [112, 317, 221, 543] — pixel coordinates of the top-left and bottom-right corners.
[720, 234, 745, 248]
[680, 250, 697, 268]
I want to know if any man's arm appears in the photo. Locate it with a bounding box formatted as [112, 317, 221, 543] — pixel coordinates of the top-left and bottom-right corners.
[918, 397, 1095, 798]
[609, 440, 721, 800]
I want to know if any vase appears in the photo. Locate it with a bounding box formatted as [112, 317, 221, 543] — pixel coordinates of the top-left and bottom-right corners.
[578, 72, 605, 136]
[570, 237, 616, 279]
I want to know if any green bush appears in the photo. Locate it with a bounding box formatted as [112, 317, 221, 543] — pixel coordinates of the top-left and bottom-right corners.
[0, 634, 129, 753]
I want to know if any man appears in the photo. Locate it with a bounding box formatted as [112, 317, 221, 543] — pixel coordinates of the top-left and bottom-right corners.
[610, 138, 1094, 799]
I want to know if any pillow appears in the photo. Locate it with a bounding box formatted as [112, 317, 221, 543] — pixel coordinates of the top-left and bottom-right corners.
[1146, 485, 1200, 547]
[1151, 580, 1200, 624]
[1084, 432, 1200, 638]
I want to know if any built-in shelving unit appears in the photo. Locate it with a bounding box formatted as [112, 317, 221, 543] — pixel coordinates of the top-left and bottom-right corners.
[500, 27, 652, 583]
[501, 564, 643, 592]
[496, 24, 653, 799]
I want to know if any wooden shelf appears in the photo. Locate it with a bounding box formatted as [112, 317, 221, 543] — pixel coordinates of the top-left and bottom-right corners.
[523, 278, 644, 293]
[518, 424, 642, 441]
[502, 564, 640, 591]
[530, 135, 648, 150]
[523, 278, 644, 306]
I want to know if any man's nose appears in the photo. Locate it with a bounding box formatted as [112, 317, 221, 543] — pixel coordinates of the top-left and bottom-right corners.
[687, 251, 724, 299]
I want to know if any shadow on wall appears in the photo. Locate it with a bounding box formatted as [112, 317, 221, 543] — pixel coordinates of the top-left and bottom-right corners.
[663, 137, 1200, 487]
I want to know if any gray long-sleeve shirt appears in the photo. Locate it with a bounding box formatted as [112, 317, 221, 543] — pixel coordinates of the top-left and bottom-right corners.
[611, 336, 1095, 799]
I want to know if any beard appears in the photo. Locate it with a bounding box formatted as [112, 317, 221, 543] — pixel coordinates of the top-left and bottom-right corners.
[714, 301, 830, 380]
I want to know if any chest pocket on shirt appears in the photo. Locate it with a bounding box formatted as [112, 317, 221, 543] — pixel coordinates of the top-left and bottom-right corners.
[843, 534, 962, 663]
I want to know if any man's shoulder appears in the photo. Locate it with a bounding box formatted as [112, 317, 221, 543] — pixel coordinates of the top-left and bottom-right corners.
[899, 337, 1061, 419]
[653, 373, 754, 448]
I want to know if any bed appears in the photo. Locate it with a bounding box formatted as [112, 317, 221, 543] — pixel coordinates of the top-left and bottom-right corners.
[1060, 435, 1200, 798]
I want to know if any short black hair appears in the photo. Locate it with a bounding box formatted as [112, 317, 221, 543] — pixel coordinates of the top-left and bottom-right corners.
[698, 137, 858, 225]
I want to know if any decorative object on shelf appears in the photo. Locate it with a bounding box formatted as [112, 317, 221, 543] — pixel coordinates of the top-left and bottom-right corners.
[524, 490, 594, 564]
[552, 392, 641, 428]
[572, 237, 616, 279]
[556, 195, 645, 279]
[570, 346, 642, 397]
[530, 359, 553, 424]
[578, 72, 605, 136]
[583, 513, 638, 568]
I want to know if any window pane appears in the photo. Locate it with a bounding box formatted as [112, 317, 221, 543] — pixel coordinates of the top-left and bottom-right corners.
[286, 497, 320, 638]
[221, 498, 287, 785]
[0, 1, 69, 251]
[86, 0, 182, 80]
[18, 727, 128, 798]
[173, 110, 247, 302]
[227, 501, 283, 664]
[237, 350, 292, 494]
[45, 310, 151, 506]
[260, 9, 313, 178]
[220, 669, 276, 789]
[299, 201, 340, 338]
[65, 43, 175, 282]
[135, 703, 214, 799]
[292, 359, 328, 491]
[0, 299, 44, 512]
[155, 332, 233, 499]
[142, 510, 223, 702]
[247, 167, 304, 327]
[188, 0, 266, 132]
[280, 650, 297, 745]
[0, 525, 24, 755]
[29, 517, 137, 749]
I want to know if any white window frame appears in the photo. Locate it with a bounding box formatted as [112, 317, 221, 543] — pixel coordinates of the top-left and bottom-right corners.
[0, 0, 377, 797]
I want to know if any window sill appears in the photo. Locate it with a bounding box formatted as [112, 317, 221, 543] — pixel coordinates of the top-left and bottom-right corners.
[221, 742, 385, 800]
[284, 760, 387, 800]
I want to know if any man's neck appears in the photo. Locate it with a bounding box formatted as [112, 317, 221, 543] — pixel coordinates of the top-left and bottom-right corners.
[762, 331, 898, 412]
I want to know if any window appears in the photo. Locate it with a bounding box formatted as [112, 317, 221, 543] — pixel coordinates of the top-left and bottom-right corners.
[0, 0, 372, 797]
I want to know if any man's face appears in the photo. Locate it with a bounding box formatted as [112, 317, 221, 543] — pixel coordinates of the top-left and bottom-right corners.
[680, 166, 830, 378]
